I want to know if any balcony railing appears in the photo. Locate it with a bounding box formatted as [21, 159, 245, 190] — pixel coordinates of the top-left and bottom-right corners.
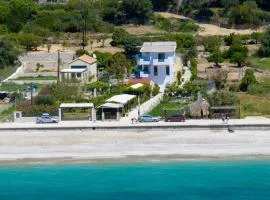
[140, 71, 149, 78]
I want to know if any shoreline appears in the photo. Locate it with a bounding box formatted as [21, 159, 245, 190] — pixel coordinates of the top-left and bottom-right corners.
[1, 154, 270, 167]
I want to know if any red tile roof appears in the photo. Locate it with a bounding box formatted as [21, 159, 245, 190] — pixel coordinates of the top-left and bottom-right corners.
[79, 54, 96, 64]
[128, 78, 152, 84]
[70, 54, 96, 64]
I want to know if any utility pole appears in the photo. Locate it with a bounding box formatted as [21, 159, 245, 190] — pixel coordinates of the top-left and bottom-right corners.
[30, 85, 33, 105]
[137, 95, 141, 120]
[81, 1, 88, 50]
[57, 49, 60, 82]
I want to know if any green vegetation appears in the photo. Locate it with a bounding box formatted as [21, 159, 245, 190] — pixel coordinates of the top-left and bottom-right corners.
[107, 53, 133, 80]
[190, 57, 198, 80]
[226, 42, 248, 67]
[0, 104, 14, 122]
[259, 27, 270, 57]
[201, 36, 221, 53]
[239, 69, 257, 91]
[148, 101, 188, 117]
[0, 83, 43, 92]
[239, 94, 270, 117]
[239, 78, 270, 117]
[207, 91, 239, 107]
[154, 15, 199, 33]
[207, 49, 224, 67]
[247, 56, 270, 70]
[180, 0, 270, 27]
[0, 38, 21, 70]
[15, 76, 57, 80]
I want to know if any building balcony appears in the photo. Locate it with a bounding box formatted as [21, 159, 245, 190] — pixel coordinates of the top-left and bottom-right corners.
[137, 58, 151, 65]
[152, 58, 170, 66]
[139, 71, 149, 78]
[136, 55, 151, 65]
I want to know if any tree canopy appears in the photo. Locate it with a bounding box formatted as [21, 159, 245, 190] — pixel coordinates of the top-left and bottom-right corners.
[108, 52, 133, 80]
[258, 28, 270, 57]
[239, 69, 257, 91]
[0, 38, 21, 69]
[227, 43, 248, 67]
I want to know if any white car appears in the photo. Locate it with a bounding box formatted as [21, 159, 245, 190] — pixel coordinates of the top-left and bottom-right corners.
[36, 113, 58, 124]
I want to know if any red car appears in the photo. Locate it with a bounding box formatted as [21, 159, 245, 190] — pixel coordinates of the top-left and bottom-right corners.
[165, 114, 185, 122]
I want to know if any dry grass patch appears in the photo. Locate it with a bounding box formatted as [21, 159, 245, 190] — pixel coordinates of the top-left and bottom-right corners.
[239, 93, 270, 117]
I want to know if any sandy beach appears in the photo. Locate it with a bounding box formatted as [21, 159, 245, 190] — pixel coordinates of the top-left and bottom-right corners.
[1, 128, 270, 165]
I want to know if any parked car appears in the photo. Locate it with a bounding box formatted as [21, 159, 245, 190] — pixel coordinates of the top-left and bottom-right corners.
[139, 115, 159, 122]
[36, 113, 58, 124]
[165, 114, 185, 122]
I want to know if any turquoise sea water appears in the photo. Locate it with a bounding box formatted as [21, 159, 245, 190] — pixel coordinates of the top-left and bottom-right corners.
[1, 160, 270, 200]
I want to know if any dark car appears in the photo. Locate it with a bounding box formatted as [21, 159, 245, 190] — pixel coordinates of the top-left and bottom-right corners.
[165, 114, 185, 122]
[36, 113, 58, 124]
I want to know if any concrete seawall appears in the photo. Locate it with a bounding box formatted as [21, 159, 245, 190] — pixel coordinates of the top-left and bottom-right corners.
[0, 123, 270, 132]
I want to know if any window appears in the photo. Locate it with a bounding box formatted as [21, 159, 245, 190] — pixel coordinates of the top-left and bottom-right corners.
[143, 66, 149, 74]
[158, 53, 165, 62]
[154, 66, 158, 76]
[71, 65, 87, 69]
[166, 66, 170, 76]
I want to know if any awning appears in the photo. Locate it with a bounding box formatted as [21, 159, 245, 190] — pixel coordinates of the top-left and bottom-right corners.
[61, 68, 87, 73]
[106, 94, 136, 104]
[60, 103, 94, 108]
[131, 83, 144, 89]
[99, 103, 124, 109]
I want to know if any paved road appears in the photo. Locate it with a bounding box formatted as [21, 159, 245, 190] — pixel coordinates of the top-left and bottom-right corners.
[2, 117, 270, 130]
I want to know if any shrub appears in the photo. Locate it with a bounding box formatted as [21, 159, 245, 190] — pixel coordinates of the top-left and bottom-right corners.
[152, 84, 160, 96]
[178, 21, 199, 32]
[34, 95, 56, 106]
[258, 27, 270, 57]
[75, 49, 88, 57]
[239, 69, 257, 91]
[111, 28, 129, 47]
[17, 104, 58, 117]
[124, 84, 151, 96]
[207, 91, 239, 107]
[154, 15, 171, 31]
[86, 81, 109, 91]
[229, 84, 240, 92]
[190, 57, 198, 80]
[201, 36, 221, 53]
[247, 84, 265, 95]
[39, 85, 53, 96]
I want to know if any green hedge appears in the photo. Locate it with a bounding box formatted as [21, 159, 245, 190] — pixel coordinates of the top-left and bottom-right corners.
[17, 104, 58, 117]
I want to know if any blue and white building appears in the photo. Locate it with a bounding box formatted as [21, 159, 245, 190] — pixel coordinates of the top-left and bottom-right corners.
[136, 42, 177, 91]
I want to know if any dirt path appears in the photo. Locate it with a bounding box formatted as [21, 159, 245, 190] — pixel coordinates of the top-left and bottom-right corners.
[156, 12, 266, 36]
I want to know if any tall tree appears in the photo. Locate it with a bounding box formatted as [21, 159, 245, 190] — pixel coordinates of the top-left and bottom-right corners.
[258, 27, 270, 57]
[207, 49, 224, 67]
[227, 43, 248, 67]
[6, 0, 36, 32]
[108, 53, 133, 80]
[122, 0, 153, 24]
[0, 38, 21, 69]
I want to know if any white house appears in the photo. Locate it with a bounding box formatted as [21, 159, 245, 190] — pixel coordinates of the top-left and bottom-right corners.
[60, 54, 97, 83]
[135, 42, 177, 91]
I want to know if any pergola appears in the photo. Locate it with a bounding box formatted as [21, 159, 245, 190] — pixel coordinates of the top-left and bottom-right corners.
[59, 103, 94, 121]
[210, 106, 239, 119]
[60, 68, 88, 82]
[98, 94, 136, 121]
